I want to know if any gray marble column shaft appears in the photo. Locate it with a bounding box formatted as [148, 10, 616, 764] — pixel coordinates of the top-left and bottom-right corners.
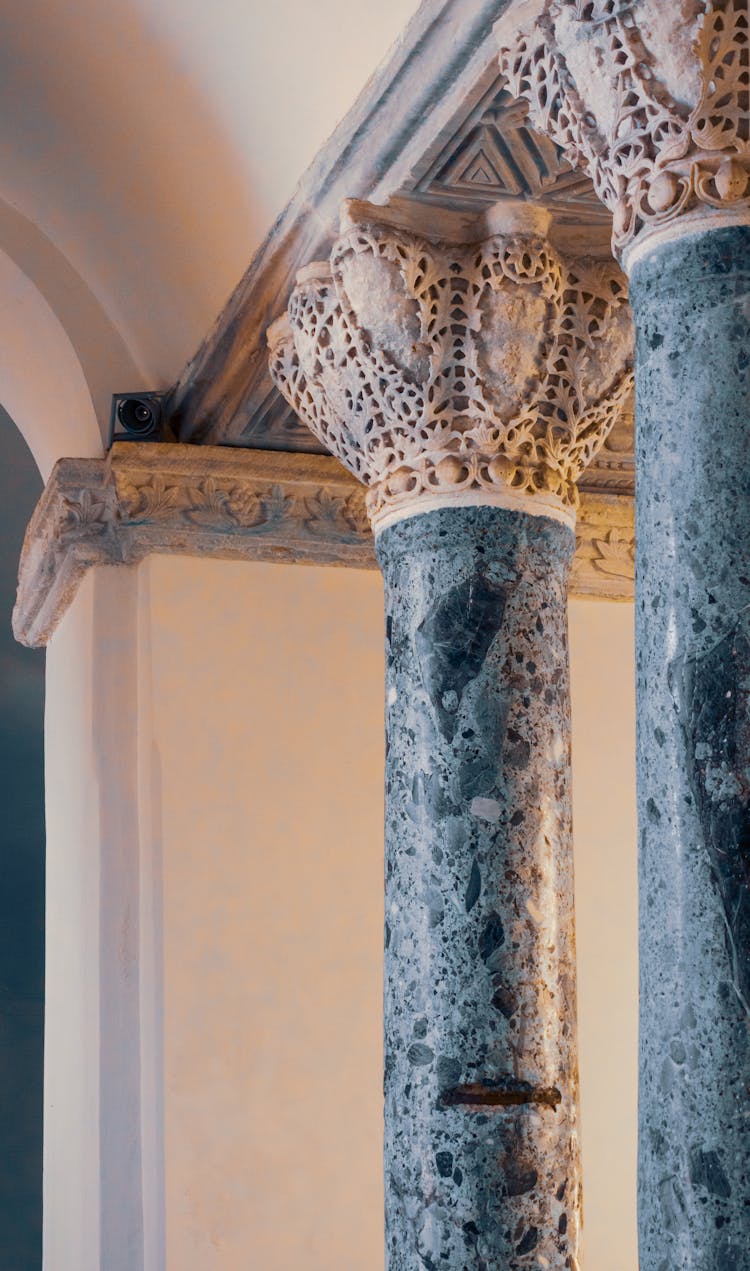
[376, 504, 581, 1270]
[632, 226, 750, 1269]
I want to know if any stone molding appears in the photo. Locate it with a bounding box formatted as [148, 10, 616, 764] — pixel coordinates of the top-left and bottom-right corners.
[13, 442, 633, 648]
[409, 75, 608, 224]
[13, 443, 371, 648]
[268, 199, 633, 532]
[496, 0, 750, 268]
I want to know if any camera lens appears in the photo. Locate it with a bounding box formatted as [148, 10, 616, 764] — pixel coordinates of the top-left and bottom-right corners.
[118, 397, 157, 436]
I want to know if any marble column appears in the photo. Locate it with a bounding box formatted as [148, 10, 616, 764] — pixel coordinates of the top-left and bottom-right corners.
[268, 197, 632, 1268]
[496, 4, 750, 1266]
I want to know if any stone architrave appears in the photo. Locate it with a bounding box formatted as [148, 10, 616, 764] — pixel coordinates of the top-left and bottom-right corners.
[269, 197, 633, 1270]
[13, 444, 634, 650]
[496, 5, 750, 1265]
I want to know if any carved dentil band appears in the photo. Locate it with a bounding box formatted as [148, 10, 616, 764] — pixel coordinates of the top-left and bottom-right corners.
[267, 200, 633, 534]
[496, 0, 750, 267]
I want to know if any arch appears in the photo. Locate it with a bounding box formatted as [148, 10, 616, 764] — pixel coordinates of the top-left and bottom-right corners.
[0, 199, 142, 439]
[0, 247, 101, 480]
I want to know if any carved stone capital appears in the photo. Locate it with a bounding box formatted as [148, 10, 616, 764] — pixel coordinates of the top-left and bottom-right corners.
[268, 199, 633, 533]
[14, 442, 633, 648]
[496, 0, 750, 267]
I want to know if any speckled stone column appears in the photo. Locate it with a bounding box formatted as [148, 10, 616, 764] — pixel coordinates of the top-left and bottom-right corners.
[495, 5, 750, 1265]
[268, 196, 632, 1269]
[631, 226, 750, 1268]
[377, 504, 580, 1269]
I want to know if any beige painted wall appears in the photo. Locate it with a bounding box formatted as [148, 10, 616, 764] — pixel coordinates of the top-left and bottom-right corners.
[570, 601, 637, 1271]
[144, 557, 637, 1270]
[45, 555, 636, 1269]
[147, 558, 385, 1269]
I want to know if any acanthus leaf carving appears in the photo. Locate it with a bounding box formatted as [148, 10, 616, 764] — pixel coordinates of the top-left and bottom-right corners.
[57, 488, 114, 542]
[181, 476, 241, 528]
[118, 474, 294, 534]
[303, 487, 370, 541]
[258, 483, 297, 527]
[593, 527, 635, 580]
[118, 474, 184, 523]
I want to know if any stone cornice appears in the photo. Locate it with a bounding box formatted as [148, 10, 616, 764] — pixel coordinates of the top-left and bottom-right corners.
[496, 0, 750, 268]
[14, 442, 633, 649]
[13, 443, 371, 648]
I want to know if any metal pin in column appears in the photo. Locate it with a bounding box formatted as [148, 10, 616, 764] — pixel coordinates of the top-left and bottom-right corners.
[269, 197, 632, 1268]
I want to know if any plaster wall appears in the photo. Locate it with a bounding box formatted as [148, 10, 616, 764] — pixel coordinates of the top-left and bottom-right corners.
[44, 555, 636, 1270]
[45, 566, 164, 1271]
[570, 600, 637, 1271]
[0, 0, 424, 481]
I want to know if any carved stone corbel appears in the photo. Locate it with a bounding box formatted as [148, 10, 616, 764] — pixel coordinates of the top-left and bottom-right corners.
[12, 444, 373, 648]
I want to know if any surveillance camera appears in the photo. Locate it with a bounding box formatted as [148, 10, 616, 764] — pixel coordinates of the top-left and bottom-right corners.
[110, 392, 165, 444]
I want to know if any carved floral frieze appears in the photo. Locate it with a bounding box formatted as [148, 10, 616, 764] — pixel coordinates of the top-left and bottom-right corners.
[268, 200, 633, 530]
[13, 444, 373, 648]
[13, 442, 634, 648]
[496, 0, 750, 263]
[571, 497, 635, 596]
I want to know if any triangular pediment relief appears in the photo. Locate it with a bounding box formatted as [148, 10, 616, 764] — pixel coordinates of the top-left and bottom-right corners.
[460, 154, 498, 186]
[407, 77, 610, 231]
[440, 127, 524, 197]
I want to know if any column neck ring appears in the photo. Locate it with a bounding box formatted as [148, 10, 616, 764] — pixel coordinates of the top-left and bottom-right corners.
[370, 485, 576, 537]
[623, 209, 750, 275]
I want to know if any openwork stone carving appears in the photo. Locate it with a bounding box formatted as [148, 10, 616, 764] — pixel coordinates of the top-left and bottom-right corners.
[268, 201, 632, 532]
[496, 0, 750, 264]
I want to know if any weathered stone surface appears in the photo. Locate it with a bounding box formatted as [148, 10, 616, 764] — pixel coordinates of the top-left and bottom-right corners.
[377, 505, 581, 1269]
[13, 443, 634, 649]
[12, 444, 373, 648]
[633, 225, 750, 1268]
